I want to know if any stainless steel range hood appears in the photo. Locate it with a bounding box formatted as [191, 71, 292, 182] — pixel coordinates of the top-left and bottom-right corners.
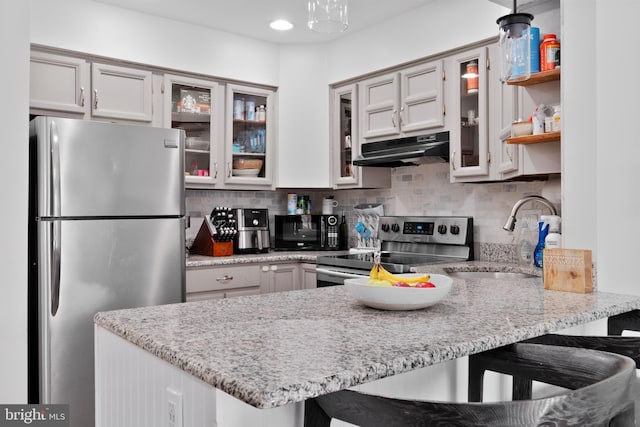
[352, 131, 449, 167]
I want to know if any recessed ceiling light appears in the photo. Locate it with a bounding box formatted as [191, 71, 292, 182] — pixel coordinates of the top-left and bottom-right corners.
[270, 20, 293, 31]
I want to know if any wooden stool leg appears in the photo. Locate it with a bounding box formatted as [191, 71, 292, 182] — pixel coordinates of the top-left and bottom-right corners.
[304, 398, 332, 427]
[512, 377, 533, 400]
[468, 356, 486, 402]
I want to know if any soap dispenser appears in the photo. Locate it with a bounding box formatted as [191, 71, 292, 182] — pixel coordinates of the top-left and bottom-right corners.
[515, 214, 537, 266]
[533, 219, 549, 268]
[544, 215, 562, 249]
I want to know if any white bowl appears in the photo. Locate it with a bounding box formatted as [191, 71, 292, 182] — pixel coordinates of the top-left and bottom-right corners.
[344, 273, 453, 311]
[511, 121, 533, 137]
[232, 168, 261, 177]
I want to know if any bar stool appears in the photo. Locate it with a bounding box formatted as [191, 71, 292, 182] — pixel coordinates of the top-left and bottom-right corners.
[304, 343, 636, 427]
[469, 310, 640, 402]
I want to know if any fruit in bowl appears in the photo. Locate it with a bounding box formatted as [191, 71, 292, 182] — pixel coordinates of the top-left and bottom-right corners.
[367, 263, 435, 288]
[341, 262, 452, 310]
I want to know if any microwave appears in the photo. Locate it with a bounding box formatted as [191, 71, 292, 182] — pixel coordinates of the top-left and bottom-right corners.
[274, 215, 342, 251]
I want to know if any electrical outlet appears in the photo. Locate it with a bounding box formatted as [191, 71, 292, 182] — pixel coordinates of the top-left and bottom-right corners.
[166, 388, 183, 427]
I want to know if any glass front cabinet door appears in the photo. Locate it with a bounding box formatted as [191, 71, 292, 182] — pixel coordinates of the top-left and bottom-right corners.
[164, 74, 220, 188]
[449, 47, 490, 181]
[332, 84, 358, 187]
[225, 84, 275, 187]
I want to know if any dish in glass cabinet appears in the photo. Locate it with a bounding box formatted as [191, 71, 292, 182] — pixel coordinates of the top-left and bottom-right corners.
[344, 273, 452, 311]
[232, 168, 261, 177]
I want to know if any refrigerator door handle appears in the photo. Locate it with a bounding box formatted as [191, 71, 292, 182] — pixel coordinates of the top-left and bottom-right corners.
[50, 120, 61, 217]
[51, 220, 61, 316]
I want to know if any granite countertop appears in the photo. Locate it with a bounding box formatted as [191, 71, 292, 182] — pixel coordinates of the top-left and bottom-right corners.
[186, 250, 349, 268]
[94, 261, 640, 410]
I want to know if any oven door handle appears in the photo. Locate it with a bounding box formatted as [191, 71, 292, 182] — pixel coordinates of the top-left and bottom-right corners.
[315, 268, 369, 279]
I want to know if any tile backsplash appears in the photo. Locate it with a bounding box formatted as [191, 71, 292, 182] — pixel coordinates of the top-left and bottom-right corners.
[186, 163, 561, 259]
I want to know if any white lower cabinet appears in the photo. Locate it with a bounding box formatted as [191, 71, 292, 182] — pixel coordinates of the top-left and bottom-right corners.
[300, 263, 317, 289]
[187, 261, 314, 301]
[186, 264, 262, 302]
[260, 263, 300, 293]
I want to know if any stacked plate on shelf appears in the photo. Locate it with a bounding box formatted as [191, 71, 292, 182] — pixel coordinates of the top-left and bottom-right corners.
[232, 158, 263, 177]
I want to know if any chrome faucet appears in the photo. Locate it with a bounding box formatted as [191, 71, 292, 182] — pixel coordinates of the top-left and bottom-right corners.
[503, 195, 558, 232]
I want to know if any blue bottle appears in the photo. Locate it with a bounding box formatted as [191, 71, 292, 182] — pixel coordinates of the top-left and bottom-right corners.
[533, 221, 549, 268]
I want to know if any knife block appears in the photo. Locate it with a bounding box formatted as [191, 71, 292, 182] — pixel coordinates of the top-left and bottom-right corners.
[190, 217, 234, 257]
[543, 248, 593, 293]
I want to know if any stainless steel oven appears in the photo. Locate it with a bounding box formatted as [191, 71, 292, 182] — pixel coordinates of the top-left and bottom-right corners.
[316, 216, 473, 287]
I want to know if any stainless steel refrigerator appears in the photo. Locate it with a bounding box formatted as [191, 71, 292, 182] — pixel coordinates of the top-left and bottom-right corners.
[28, 116, 186, 427]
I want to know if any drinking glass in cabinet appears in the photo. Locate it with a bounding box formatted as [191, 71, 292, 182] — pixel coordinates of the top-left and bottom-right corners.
[231, 93, 268, 178]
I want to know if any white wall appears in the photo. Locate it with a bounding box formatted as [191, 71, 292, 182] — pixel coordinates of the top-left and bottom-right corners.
[561, 0, 640, 296]
[29, 0, 280, 86]
[0, 1, 29, 402]
[325, 0, 508, 84]
[561, 1, 597, 262]
[593, 0, 640, 295]
[277, 44, 331, 187]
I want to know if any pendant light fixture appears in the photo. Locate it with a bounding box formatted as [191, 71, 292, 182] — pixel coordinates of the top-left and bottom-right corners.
[308, 0, 348, 33]
[497, 0, 533, 82]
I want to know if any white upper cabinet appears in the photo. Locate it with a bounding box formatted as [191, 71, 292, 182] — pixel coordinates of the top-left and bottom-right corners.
[91, 62, 153, 123]
[361, 60, 444, 141]
[30, 48, 154, 125]
[448, 47, 491, 181]
[224, 84, 276, 188]
[330, 83, 390, 189]
[399, 61, 445, 133]
[489, 44, 519, 177]
[30, 51, 89, 117]
[164, 74, 221, 188]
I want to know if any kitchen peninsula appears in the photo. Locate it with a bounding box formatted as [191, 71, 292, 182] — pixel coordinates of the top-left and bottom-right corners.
[94, 263, 640, 427]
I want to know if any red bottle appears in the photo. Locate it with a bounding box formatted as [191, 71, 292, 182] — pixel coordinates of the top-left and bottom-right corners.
[540, 34, 560, 71]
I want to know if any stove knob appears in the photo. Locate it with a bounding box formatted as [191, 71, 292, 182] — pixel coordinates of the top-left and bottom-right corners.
[450, 225, 460, 235]
[252, 218, 259, 226]
[381, 223, 390, 232]
[437, 224, 447, 234]
[391, 223, 400, 233]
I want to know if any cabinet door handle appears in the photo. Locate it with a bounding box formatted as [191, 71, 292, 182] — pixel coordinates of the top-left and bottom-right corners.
[400, 106, 405, 126]
[213, 161, 218, 179]
[227, 162, 232, 178]
[216, 274, 233, 282]
[80, 87, 85, 107]
[451, 150, 456, 170]
[391, 109, 397, 127]
[93, 89, 98, 109]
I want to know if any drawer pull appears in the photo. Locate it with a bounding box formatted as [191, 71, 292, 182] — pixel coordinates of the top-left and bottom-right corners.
[216, 274, 234, 282]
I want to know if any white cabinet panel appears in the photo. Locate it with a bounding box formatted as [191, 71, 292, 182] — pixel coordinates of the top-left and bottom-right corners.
[361, 60, 444, 142]
[400, 61, 444, 132]
[91, 62, 153, 122]
[186, 264, 262, 301]
[30, 51, 89, 116]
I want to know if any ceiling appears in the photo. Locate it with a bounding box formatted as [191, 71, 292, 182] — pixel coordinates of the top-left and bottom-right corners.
[92, 0, 437, 44]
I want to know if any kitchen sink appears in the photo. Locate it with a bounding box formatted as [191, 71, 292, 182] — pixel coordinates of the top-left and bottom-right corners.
[446, 271, 539, 280]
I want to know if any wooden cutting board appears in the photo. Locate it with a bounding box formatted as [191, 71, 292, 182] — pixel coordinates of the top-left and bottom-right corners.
[543, 248, 593, 293]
